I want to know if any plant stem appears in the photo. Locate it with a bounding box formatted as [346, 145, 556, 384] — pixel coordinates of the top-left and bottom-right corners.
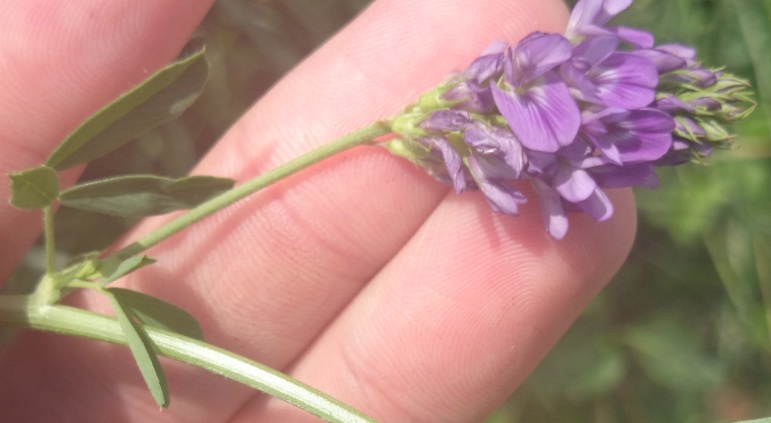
[0, 295, 377, 423]
[43, 206, 56, 275]
[111, 121, 391, 260]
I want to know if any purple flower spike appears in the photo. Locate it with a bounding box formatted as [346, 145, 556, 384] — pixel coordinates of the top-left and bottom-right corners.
[385, 0, 754, 239]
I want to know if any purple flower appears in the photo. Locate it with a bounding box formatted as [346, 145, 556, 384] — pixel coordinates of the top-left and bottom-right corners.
[526, 142, 615, 239]
[579, 107, 674, 165]
[385, 0, 754, 239]
[562, 35, 658, 109]
[491, 33, 581, 153]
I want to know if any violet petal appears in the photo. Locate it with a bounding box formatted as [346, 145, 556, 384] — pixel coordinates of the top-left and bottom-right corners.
[555, 166, 598, 202]
[467, 155, 527, 214]
[532, 179, 569, 240]
[511, 33, 574, 84]
[592, 53, 658, 109]
[492, 74, 581, 153]
[575, 188, 614, 221]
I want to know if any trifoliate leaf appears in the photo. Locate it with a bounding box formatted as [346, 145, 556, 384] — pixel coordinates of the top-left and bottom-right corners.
[108, 287, 204, 341]
[8, 166, 60, 209]
[46, 41, 209, 170]
[106, 290, 170, 408]
[59, 175, 234, 217]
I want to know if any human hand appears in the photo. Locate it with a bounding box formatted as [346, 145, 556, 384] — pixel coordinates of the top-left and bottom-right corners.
[0, 0, 636, 422]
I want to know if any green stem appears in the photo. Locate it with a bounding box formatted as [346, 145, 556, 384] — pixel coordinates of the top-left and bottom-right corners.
[44, 206, 56, 275]
[112, 121, 391, 260]
[0, 295, 377, 423]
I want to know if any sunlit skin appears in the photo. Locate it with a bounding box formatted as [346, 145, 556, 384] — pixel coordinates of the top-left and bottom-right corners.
[0, 1, 636, 422]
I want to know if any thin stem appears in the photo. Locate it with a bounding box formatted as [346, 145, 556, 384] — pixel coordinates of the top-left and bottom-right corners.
[43, 206, 56, 275]
[0, 296, 377, 423]
[111, 121, 391, 260]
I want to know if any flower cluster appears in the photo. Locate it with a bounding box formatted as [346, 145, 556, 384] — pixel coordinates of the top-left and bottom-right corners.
[387, 0, 754, 239]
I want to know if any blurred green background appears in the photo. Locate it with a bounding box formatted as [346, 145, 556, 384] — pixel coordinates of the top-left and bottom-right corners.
[9, 0, 771, 422]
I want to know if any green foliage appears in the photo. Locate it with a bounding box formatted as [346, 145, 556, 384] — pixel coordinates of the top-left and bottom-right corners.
[46, 42, 209, 170]
[106, 289, 170, 408]
[98, 255, 156, 286]
[60, 175, 234, 217]
[4, 34, 227, 410]
[8, 166, 59, 209]
[107, 287, 204, 341]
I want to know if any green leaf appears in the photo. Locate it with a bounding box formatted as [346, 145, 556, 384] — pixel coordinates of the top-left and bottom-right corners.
[107, 287, 204, 341]
[59, 175, 234, 217]
[45, 42, 209, 170]
[8, 166, 60, 209]
[99, 255, 156, 286]
[106, 290, 169, 408]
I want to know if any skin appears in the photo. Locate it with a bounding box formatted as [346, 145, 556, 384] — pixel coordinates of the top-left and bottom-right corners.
[0, 0, 636, 422]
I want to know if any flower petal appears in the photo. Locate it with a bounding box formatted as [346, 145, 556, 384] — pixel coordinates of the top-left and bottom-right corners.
[613, 109, 675, 162]
[492, 74, 581, 152]
[464, 122, 526, 177]
[609, 26, 655, 48]
[467, 43, 505, 82]
[593, 53, 658, 109]
[635, 48, 687, 74]
[573, 35, 619, 68]
[588, 162, 657, 188]
[568, 0, 633, 36]
[532, 179, 569, 239]
[575, 188, 614, 221]
[422, 135, 467, 193]
[510, 33, 573, 84]
[467, 155, 527, 215]
[420, 110, 471, 132]
[555, 166, 597, 202]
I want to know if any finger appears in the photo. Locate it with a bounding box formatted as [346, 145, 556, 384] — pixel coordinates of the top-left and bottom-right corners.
[244, 189, 636, 422]
[0, 0, 212, 281]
